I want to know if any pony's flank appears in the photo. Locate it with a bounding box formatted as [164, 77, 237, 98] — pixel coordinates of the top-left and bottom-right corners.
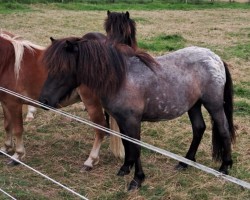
[0, 31, 45, 79]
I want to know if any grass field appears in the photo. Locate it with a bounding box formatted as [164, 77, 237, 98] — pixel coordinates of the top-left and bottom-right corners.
[0, 3, 250, 200]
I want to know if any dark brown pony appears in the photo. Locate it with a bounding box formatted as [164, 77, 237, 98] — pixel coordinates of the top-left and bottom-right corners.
[0, 31, 123, 169]
[104, 10, 158, 69]
[39, 38, 235, 190]
[105, 10, 137, 50]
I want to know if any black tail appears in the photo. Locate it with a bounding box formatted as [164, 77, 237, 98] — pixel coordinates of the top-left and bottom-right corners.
[212, 61, 236, 161]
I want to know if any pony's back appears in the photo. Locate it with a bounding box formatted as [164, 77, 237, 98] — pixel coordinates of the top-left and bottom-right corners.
[0, 31, 44, 79]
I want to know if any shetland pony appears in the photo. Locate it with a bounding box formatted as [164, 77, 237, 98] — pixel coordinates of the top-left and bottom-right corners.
[39, 38, 235, 190]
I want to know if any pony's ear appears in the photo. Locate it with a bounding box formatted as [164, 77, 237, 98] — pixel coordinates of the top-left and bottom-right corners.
[107, 10, 111, 16]
[50, 37, 56, 43]
[125, 11, 130, 19]
[65, 40, 78, 53]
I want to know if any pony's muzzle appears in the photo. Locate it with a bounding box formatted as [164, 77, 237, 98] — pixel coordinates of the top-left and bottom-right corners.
[38, 98, 50, 110]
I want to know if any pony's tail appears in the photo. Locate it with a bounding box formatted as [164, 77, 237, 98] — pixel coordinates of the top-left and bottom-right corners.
[212, 61, 236, 161]
[109, 117, 125, 159]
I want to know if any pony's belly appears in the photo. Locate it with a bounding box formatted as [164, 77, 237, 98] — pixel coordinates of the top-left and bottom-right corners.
[142, 103, 189, 122]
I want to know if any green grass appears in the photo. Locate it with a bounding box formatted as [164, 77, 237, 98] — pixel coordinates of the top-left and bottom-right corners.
[234, 100, 250, 116]
[139, 34, 186, 52]
[54, 2, 250, 11]
[234, 82, 250, 116]
[234, 82, 250, 99]
[1, 1, 250, 13]
[0, 2, 31, 13]
[226, 43, 250, 61]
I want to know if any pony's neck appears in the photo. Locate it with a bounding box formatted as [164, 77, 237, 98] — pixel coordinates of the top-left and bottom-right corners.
[107, 35, 138, 51]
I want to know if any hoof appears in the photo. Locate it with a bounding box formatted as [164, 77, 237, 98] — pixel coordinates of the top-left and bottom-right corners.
[128, 179, 141, 191]
[117, 164, 132, 176]
[175, 162, 188, 171]
[7, 159, 20, 166]
[219, 166, 229, 175]
[25, 117, 34, 122]
[219, 160, 232, 175]
[219, 169, 228, 175]
[81, 165, 93, 172]
[117, 169, 130, 176]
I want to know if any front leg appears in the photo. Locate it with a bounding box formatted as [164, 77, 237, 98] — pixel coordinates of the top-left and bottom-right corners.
[82, 131, 105, 171]
[77, 85, 107, 170]
[24, 105, 37, 122]
[1, 103, 25, 165]
[115, 115, 145, 190]
[117, 138, 134, 176]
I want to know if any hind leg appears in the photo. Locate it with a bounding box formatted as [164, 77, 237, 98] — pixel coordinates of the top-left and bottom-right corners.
[1, 104, 14, 154]
[210, 109, 232, 174]
[176, 101, 206, 170]
[204, 101, 233, 174]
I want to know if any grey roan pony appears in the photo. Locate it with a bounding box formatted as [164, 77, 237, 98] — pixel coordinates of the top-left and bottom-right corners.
[39, 38, 235, 190]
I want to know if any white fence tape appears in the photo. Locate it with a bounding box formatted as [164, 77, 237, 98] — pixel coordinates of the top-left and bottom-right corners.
[0, 188, 17, 200]
[0, 150, 88, 200]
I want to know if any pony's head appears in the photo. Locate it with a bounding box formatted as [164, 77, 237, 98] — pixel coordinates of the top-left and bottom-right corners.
[104, 10, 137, 50]
[39, 36, 127, 108]
[39, 37, 81, 108]
[104, 11, 159, 70]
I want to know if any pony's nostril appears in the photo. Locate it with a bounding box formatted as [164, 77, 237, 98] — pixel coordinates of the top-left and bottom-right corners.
[39, 98, 50, 110]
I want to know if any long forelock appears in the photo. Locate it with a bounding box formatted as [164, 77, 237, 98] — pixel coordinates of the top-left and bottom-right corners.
[0, 31, 45, 79]
[43, 38, 78, 76]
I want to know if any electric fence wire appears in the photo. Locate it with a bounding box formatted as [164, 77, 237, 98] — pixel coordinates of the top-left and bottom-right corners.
[0, 187, 17, 200]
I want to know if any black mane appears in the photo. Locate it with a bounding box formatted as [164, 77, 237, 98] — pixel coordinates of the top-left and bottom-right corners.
[43, 37, 127, 96]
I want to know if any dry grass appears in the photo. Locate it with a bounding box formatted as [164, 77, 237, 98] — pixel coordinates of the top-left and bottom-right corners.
[0, 6, 250, 200]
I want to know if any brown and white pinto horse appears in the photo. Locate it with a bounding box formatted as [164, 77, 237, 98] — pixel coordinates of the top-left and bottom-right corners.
[0, 31, 122, 169]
